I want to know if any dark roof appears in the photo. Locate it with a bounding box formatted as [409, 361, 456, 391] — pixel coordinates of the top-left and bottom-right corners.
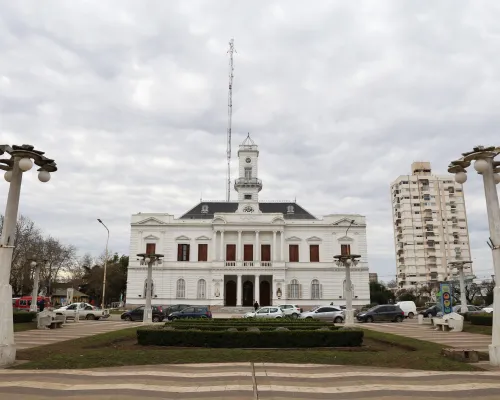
[180, 202, 317, 220]
[51, 288, 88, 297]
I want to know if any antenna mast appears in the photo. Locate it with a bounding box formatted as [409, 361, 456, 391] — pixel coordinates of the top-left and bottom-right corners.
[226, 38, 235, 202]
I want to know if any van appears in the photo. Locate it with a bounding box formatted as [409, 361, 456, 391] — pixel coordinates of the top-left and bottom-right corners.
[13, 296, 51, 312]
[395, 301, 417, 319]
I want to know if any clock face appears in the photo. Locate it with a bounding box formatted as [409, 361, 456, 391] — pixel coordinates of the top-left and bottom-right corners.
[245, 157, 251, 163]
[243, 205, 254, 213]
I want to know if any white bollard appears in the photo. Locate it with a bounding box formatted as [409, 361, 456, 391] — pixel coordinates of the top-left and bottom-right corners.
[418, 314, 424, 325]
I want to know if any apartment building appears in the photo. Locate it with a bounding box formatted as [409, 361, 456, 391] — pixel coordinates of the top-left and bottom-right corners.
[391, 162, 472, 289]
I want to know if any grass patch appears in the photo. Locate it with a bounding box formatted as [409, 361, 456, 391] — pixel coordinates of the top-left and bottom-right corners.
[11, 327, 479, 371]
[462, 322, 492, 335]
[13, 322, 38, 332]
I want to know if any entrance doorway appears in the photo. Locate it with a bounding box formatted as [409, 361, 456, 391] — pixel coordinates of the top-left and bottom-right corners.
[260, 280, 271, 306]
[225, 280, 236, 306]
[243, 280, 254, 306]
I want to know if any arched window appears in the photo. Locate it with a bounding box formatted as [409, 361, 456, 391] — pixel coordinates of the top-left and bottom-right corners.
[288, 279, 300, 299]
[144, 279, 154, 298]
[197, 279, 206, 299]
[176, 278, 186, 299]
[311, 279, 321, 300]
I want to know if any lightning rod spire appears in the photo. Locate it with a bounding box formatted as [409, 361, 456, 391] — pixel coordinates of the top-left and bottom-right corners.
[226, 38, 235, 202]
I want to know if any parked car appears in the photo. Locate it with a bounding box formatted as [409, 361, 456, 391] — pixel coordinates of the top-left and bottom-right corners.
[243, 307, 284, 319]
[55, 302, 110, 320]
[356, 305, 405, 323]
[482, 304, 494, 314]
[299, 306, 344, 323]
[419, 305, 439, 318]
[121, 305, 166, 322]
[168, 306, 212, 320]
[278, 304, 302, 318]
[395, 301, 417, 319]
[164, 304, 191, 317]
[453, 304, 484, 314]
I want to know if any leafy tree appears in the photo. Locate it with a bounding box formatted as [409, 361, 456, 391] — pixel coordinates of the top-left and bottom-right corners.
[396, 288, 417, 303]
[370, 281, 395, 305]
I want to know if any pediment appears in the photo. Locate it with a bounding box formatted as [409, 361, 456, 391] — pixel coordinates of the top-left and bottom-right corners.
[332, 218, 358, 226]
[196, 235, 211, 241]
[338, 235, 354, 242]
[286, 236, 302, 241]
[175, 235, 191, 241]
[271, 216, 285, 224]
[144, 234, 160, 240]
[212, 216, 227, 224]
[306, 236, 322, 242]
[136, 217, 165, 225]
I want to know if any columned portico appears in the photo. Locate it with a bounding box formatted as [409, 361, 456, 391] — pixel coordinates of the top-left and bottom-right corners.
[236, 274, 242, 306]
[223, 274, 273, 307]
[280, 230, 284, 261]
[255, 231, 260, 261]
[255, 275, 260, 305]
[272, 231, 277, 261]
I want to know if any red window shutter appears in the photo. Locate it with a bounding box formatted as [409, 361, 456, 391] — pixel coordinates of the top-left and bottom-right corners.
[310, 245, 319, 262]
[289, 245, 299, 262]
[341, 244, 351, 256]
[177, 244, 183, 261]
[186, 244, 190, 261]
[146, 243, 156, 255]
[198, 244, 207, 261]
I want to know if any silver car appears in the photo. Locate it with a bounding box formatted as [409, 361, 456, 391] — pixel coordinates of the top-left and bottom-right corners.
[299, 306, 344, 323]
[243, 307, 284, 319]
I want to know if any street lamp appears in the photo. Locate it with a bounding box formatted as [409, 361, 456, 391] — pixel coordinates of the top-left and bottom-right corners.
[137, 252, 164, 323]
[0, 144, 57, 367]
[27, 258, 49, 313]
[97, 219, 109, 309]
[449, 145, 500, 365]
[448, 261, 473, 314]
[334, 254, 361, 326]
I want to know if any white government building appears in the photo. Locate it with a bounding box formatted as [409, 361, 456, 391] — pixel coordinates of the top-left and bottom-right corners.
[126, 135, 370, 310]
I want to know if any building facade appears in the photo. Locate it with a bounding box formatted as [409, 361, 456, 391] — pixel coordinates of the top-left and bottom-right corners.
[391, 162, 472, 289]
[126, 135, 370, 309]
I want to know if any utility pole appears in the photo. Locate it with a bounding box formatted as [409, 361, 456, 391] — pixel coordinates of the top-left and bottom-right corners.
[226, 38, 235, 202]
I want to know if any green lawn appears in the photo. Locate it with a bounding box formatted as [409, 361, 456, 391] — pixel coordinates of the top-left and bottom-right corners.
[11, 327, 479, 371]
[13, 322, 38, 332]
[462, 322, 492, 335]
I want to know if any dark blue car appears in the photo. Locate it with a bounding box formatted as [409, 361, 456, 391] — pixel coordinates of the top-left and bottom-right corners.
[167, 306, 212, 320]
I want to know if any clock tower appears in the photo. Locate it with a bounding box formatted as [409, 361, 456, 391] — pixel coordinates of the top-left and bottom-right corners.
[234, 133, 262, 213]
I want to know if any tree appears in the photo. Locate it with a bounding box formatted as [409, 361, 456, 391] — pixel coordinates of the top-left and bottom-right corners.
[396, 288, 417, 303]
[451, 281, 482, 305]
[370, 281, 395, 305]
[482, 280, 494, 306]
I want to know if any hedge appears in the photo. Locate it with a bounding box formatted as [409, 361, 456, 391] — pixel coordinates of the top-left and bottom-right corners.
[13, 312, 37, 324]
[470, 314, 493, 326]
[137, 327, 363, 348]
[159, 325, 339, 332]
[172, 318, 325, 324]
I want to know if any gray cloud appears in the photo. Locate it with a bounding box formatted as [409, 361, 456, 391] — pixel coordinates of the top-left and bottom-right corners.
[0, 0, 498, 282]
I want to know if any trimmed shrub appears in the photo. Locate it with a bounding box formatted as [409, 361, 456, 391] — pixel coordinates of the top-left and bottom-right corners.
[13, 312, 36, 324]
[171, 318, 325, 324]
[137, 327, 363, 348]
[161, 325, 338, 332]
[470, 314, 493, 326]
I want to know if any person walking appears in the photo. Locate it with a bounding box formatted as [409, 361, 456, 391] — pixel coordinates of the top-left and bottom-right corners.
[253, 301, 259, 311]
[39, 298, 45, 312]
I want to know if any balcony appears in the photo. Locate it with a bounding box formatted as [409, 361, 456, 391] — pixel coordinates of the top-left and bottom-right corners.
[234, 178, 263, 191]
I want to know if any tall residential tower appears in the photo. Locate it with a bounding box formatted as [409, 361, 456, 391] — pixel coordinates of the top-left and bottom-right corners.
[391, 162, 472, 289]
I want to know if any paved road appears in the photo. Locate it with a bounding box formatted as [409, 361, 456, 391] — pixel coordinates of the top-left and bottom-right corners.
[15, 319, 144, 350]
[360, 318, 491, 353]
[1, 362, 500, 399]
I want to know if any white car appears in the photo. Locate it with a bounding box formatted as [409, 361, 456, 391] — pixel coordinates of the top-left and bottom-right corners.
[483, 305, 494, 313]
[299, 306, 344, 323]
[55, 302, 110, 320]
[243, 307, 284, 319]
[278, 304, 302, 318]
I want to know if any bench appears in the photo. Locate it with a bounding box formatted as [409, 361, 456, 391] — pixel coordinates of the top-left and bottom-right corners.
[49, 315, 66, 329]
[432, 318, 451, 331]
[37, 311, 66, 330]
[431, 313, 464, 332]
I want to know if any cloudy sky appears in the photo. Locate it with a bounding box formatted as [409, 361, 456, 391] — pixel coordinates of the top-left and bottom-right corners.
[1, 0, 499, 282]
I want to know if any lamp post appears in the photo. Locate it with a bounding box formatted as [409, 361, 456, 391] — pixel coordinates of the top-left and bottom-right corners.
[449, 145, 500, 365]
[137, 252, 164, 323]
[97, 219, 109, 309]
[0, 144, 57, 367]
[28, 258, 48, 313]
[449, 261, 473, 314]
[334, 254, 361, 326]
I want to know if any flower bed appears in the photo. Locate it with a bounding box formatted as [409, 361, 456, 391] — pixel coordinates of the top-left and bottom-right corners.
[469, 313, 493, 326]
[13, 312, 37, 324]
[137, 326, 363, 348]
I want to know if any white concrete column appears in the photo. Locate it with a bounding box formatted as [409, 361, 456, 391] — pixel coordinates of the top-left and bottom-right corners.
[29, 263, 41, 313]
[255, 275, 260, 304]
[220, 231, 225, 261]
[0, 157, 23, 367]
[255, 231, 260, 262]
[479, 158, 500, 365]
[236, 274, 242, 306]
[345, 265, 354, 326]
[280, 230, 285, 261]
[212, 231, 218, 261]
[238, 230, 242, 261]
[272, 231, 277, 262]
[459, 267, 467, 314]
